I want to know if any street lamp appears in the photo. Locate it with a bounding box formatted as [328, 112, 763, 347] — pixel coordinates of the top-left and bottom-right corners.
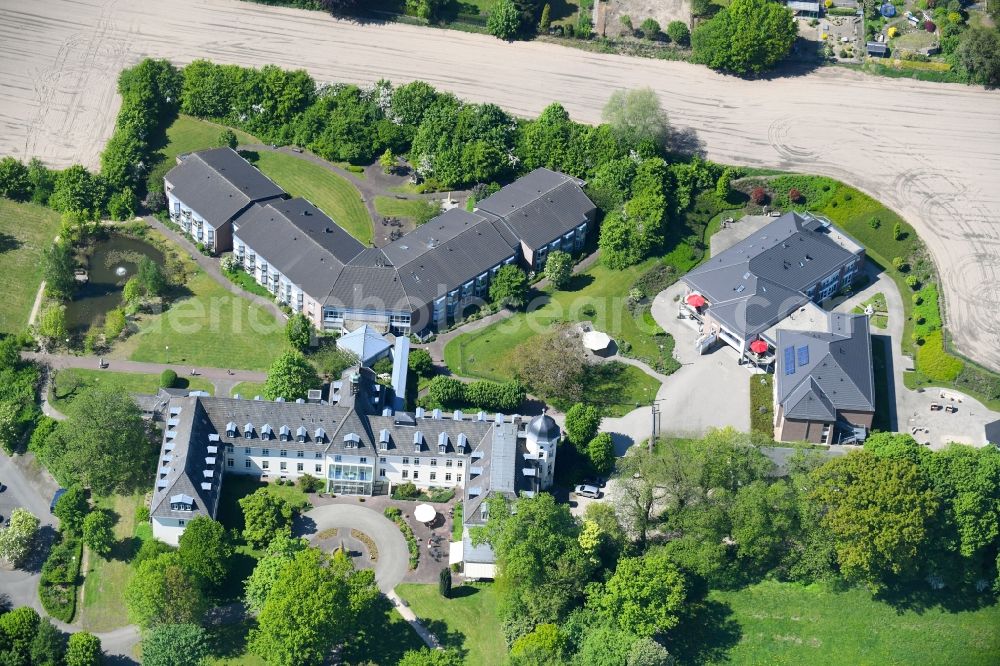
[165, 345, 169, 364]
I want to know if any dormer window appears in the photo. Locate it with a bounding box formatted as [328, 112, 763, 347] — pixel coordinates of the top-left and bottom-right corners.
[344, 432, 361, 449]
[244, 423, 254, 440]
[279, 425, 291, 441]
[438, 431, 448, 454]
[169, 493, 194, 512]
[261, 425, 273, 441]
[413, 431, 423, 451]
[226, 421, 237, 437]
[297, 426, 307, 442]
[379, 429, 390, 451]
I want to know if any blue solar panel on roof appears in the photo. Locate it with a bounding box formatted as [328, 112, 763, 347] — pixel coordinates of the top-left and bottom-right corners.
[784, 347, 796, 375]
[798, 346, 810, 367]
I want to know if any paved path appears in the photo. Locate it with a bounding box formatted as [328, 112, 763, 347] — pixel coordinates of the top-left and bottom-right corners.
[298, 503, 409, 593]
[23, 351, 266, 383]
[143, 215, 286, 323]
[2, 0, 999, 370]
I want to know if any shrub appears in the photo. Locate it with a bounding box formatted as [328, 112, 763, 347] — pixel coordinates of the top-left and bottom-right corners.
[39, 534, 83, 622]
[905, 275, 920, 290]
[640, 18, 661, 39]
[913, 294, 923, 306]
[393, 482, 419, 500]
[136, 506, 150, 523]
[384, 507, 419, 569]
[159, 369, 177, 388]
[666, 20, 691, 46]
[439, 567, 452, 598]
[925, 20, 936, 31]
[750, 187, 767, 205]
[297, 474, 323, 493]
[384, 506, 402, 520]
[893, 222, 903, 240]
[892, 256, 905, 271]
[788, 187, 802, 203]
[870, 217, 881, 229]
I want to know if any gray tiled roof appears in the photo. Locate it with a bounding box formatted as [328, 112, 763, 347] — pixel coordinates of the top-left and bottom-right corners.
[150, 399, 223, 521]
[776, 313, 875, 420]
[476, 168, 594, 250]
[682, 212, 862, 340]
[165, 148, 285, 225]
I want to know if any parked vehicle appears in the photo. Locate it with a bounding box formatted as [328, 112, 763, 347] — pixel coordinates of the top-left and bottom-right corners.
[574, 484, 601, 499]
[49, 488, 67, 513]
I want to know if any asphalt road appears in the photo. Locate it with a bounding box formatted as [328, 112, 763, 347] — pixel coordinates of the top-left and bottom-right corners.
[1, 0, 999, 370]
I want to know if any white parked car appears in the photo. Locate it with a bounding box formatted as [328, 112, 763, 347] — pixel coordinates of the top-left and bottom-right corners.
[574, 484, 601, 499]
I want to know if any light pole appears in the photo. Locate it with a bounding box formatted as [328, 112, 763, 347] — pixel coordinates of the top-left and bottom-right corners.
[165, 345, 169, 364]
[649, 398, 666, 453]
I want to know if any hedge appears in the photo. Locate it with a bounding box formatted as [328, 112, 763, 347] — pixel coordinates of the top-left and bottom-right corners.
[384, 507, 420, 569]
[39, 533, 83, 622]
[159, 369, 177, 388]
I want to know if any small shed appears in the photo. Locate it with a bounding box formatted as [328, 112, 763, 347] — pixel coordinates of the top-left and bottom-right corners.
[866, 41, 889, 57]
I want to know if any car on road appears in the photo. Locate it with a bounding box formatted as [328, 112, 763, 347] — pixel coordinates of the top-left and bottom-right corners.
[582, 477, 606, 489]
[574, 484, 601, 499]
[49, 488, 67, 513]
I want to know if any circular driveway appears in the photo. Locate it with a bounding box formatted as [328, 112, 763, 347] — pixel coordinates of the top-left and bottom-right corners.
[298, 504, 408, 592]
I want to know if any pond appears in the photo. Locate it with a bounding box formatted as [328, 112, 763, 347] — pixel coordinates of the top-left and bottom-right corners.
[65, 234, 164, 332]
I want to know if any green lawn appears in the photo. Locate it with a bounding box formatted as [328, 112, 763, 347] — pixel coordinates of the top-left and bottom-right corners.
[852, 292, 888, 330]
[396, 583, 506, 666]
[445, 261, 664, 378]
[80, 493, 149, 632]
[373, 196, 440, 225]
[114, 266, 289, 371]
[688, 580, 1000, 665]
[147, 115, 259, 194]
[0, 199, 61, 333]
[230, 381, 268, 398]
[49, 368, 214, 411]
[254, 151, 373, 244]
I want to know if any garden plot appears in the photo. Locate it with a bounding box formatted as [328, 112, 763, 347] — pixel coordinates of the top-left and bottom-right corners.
[604, 0, 692, 38]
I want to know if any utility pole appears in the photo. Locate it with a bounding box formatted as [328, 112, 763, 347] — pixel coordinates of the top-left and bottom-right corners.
[649, 401, 660, 453]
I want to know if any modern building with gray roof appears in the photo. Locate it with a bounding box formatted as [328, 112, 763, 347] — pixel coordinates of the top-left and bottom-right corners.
[149, 365, 558, 574]
[164, 147, 285, 253]
[680, 212, 865, 362]
[773, 312, 875, 444]
[201, 151, 598, 336]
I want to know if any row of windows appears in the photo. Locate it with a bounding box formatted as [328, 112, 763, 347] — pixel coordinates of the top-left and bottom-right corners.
[396, 457, 463, 468]
[230, 459, 324, 473]
[396, 470, 461, 482]
[235, 447, 323, 458]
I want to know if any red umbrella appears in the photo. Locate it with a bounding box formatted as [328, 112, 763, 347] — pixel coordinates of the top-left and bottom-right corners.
[749, 339, 769, 354]
[686, 293, 706, 308]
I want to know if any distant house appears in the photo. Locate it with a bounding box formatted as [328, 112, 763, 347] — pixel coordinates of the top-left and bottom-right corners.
[774, 313, 875, 444]
[867, 41, 889, 57]
[164, 147, 285, 253]
[680, 212, 866, 363]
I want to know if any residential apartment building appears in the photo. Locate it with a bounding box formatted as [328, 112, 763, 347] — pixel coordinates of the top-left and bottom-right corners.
[774, 312, 875, 444]
[680, 212, 865, 362]
[149, 366, 558, 558]
[168, 150, 597, 337]
[163, 147, 285, 253]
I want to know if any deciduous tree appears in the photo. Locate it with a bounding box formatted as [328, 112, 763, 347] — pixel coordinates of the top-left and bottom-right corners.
[810, 451, 938, 590]
[29, 619, 66, 666]
[0, 508, 40, 567]
[244, 536, 309, 613]
[488, 0, 522, 40]
[565, 403, 600, 447]
[38, 386, 154, 495]
[601, 88, 670, 149]
[489, 264, 528, 309]
[82, 510, 116, 559]
[284, 313, 312, 351]
[125, 552, 206, 629]
[601, 548, 687, 637]
[691, 0, 797, 75]
[140, 623, 210, 666]
[239, 489, 294, 549]
[0, 157, 31, 200]
[53, 486, 89, 535]
[263, 350, 322, 401]
[178, 516, 232, 587]
[218, 129, 238, 149]
[543, 250, 573, 289]
[64, 632, 102, 666]
[42, 241, 76, 300]
[587, 432, 616, 476]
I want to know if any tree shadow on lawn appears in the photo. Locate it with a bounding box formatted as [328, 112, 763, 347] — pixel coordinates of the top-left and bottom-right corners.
[0, 232, 22, 254]
[666, 598, 743, 665]
[420, 617, 470, 660]
[449, 584, 480, 599]
[874, 579, 999, 615]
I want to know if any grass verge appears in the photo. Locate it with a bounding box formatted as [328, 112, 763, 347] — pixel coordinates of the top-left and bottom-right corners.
[230, 381, 268, 398]
[253, 151, 373, 244]
[374, 196, 440, 225]
[397, 582, 506, 666]
[80, 493, 149, 631]
[50, 368, 214, 411]
[146, 115, 259, 194]
[0, 199, 61, 333]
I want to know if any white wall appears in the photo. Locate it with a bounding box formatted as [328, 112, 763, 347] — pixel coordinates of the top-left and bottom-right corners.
[151, 516, 187, 546]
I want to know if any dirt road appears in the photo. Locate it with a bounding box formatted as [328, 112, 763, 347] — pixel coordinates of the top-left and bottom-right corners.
[1, 0, 999, 369]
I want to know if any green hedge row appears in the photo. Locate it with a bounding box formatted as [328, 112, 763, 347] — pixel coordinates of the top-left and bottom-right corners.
[39, 533, 83, 622]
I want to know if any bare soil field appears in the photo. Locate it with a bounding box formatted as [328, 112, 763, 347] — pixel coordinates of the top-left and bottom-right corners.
[605, 0, 692, 38]
[1, 0, 999, 371]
